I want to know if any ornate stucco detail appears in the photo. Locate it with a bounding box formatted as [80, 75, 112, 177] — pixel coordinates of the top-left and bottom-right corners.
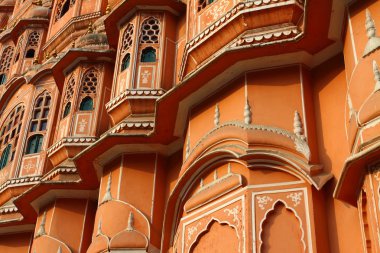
[0, 205, 18, 214]
[0, 176, 42, 194]
[363, 9, 380, 57]
[214, 104, 220, 126]
[232, 26, 302, 48]
[35, 211, 47, 238]
[107, 120, 155, 134]
[101, 174, 112, 205]
[127, 212, 134, 231]
[105, 89, 165, 110]
[244, 99, 252, 124]
[256, 196, 273, 210]
[43, 168, 78, 181]
[47, 137, 98, 156]
[293, 111, 306, 141]
[286, 192, 303, 207]
[373, 60, 380, 92]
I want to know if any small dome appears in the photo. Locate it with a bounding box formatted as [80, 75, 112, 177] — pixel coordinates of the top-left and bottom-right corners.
[28, 5, 51, 19]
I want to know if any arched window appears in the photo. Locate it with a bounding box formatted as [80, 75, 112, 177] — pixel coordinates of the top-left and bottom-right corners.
[121, 53, 131, 71]
[140, 18, 160, 44]
[0, 46, 14, 85]
[25, 134, 43, 154]
[25, 49, 35, 58]
[55, 0, 75, 22]
[78, 68, 98, 110]
[141, 47, 156, 62]
[0, 144, 11, 169]
[0, 104, 25, 169]
[62, 75, 75, 118]
[30, 91, 51, 133]
[79, 97, 93, 111]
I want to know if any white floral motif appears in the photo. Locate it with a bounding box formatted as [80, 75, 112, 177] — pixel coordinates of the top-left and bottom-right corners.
[256, 196, 273, 210]
[186, 222, 201, 247]
[141, 70, 151, 84]
[78, 119, 87, 132]
[205, 0, 230, 24]
[224, 205, 241, 228]
[287, 192, 303, 207]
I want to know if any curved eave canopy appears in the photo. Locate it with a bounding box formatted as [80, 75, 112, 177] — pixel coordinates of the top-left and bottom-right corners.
[104, 0, 185, 47]
[0, 18, 49, 43]
[334, 143, 380, 206]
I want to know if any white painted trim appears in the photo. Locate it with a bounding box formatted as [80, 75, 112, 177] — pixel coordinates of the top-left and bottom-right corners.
[151, 153, 158, 222]
[347, 9, 359, 66]
[299, 65, 308, 139]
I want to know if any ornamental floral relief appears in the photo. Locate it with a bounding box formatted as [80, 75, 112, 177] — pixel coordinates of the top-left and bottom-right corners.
[199, 0, 235, 32]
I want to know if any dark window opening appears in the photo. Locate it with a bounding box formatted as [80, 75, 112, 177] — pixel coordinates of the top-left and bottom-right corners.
[79, 97, 93, 111]
[63, 102, 71, 118]
[140, 47, 156, 63]
[14, 53, 20, 62]
[60, 0, 71, 18]
[26, 134, 43, 154]
[0, 144, 11, 169]
[25, 49, 35, 58]
[121, 53, 131, 72]
[0, 74, 7, 85]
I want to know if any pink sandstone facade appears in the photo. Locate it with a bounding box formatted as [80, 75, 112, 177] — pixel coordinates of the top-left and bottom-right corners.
[0, 0, 378, 252]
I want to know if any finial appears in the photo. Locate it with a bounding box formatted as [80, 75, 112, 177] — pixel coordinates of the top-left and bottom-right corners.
[45, 51, 50, 60]
[214, 104, 220, 127]
[52, 50, 57, 58]
[101, 173, 112, 204]
[88, 23, 94, 34]
[347, 94, 355, 120]
[106, 4, 111, 14]
[57, 246, 62, 253]
[373, 60, 380, 92]
[36, 211, 47, 237]
[127, 212, 134, 231]
[33, 57, 39, 65]
[227, 163, 231, 174]
[363, 9, 380, 57]
[200, 178, 204, 188]
[293, 111, 305, 140]
[72, 40, 76, 48]
[244, 99, 252, 124]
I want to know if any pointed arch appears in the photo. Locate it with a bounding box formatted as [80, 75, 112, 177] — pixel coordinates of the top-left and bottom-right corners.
[78, 68, 98, 110]
[0, 46, 14, 85]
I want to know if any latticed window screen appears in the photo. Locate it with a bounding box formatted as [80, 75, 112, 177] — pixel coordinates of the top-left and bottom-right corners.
[198, 0, 215, 12]
[0, 46, 14, 85]
[79, 68, 98, 111]
[55, 0, 75, 22]
[28, 32, 40, 47]
[121, 24, 134, 54]
[140, 18, 160, 44]
[0, 105, 25, 169]
[62, 75, 75, 118]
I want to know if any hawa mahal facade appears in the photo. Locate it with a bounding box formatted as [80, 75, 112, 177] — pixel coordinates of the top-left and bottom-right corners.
[0, 0, 378, 252]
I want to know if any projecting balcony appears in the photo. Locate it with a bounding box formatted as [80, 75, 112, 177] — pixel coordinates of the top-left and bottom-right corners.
[180, 0, 305, 79]
[105, 89, 165, 126]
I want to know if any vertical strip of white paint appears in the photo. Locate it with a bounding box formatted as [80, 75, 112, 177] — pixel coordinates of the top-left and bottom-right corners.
[48, 199, 57, 234]
[117, 155, 124, 199]
[299, 65, 308, 139]
[151, 153, 158, 223]
[348, 9, 359, 65]
[244, 72, 248, 99]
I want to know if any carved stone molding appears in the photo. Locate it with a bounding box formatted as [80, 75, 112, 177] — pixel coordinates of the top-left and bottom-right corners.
[47, 137, 97, 156]
[105, 89, 165, 110]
